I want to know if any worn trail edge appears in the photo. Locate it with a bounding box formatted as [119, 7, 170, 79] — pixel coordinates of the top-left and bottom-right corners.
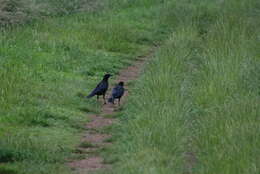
[68, 50, 155, 174]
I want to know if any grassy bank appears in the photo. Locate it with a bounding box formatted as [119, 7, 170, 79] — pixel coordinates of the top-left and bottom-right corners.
[107, 0, 260, 174]
[0, 0, 102, 27]
[0, 1, 175, 174]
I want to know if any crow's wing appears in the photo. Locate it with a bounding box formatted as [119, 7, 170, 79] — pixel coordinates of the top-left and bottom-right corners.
[112, 85, 124, 98]
[87, 81, 108, 98]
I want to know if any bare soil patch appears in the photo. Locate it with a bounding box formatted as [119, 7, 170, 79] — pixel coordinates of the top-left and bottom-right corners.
[68, 49, 154, 174]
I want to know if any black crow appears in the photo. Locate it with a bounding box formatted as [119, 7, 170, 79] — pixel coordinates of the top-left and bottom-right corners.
[108, 81, 125, 106]
[87, 74, 112, 104]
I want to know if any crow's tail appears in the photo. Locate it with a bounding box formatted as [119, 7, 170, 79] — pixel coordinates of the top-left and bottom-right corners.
[108, 97, 114, 103]
[86, 92, 95, 98]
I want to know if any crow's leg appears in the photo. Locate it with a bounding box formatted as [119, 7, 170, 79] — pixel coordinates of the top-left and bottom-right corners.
[118, 98, 121, 106]
[97, 95, 99, 100]
[103, 94, 106, 104]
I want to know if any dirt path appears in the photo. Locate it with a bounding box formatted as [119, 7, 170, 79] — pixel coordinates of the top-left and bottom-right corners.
[68, 50, 154, 174]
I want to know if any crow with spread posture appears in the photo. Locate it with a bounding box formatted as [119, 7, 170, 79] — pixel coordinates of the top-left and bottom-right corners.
[87, 74, 112, 104]
[108, 81, 125, 106]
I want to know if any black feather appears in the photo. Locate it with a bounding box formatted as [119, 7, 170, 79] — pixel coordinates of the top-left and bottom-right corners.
[87, 74, 112, 98]
[108, 82, 125, 104]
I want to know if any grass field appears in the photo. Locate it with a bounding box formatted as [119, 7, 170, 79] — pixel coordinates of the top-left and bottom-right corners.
[0, 0, 102, 27]
[1, 0, 259, 174]
[105, 0, 260, 174]
[0, 1, 175, 173]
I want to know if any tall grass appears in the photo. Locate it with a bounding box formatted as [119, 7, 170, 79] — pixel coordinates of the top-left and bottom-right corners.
[0, 0, 101, 27]
[107, 0, 260, 174]
[0, 0, 176, 173]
